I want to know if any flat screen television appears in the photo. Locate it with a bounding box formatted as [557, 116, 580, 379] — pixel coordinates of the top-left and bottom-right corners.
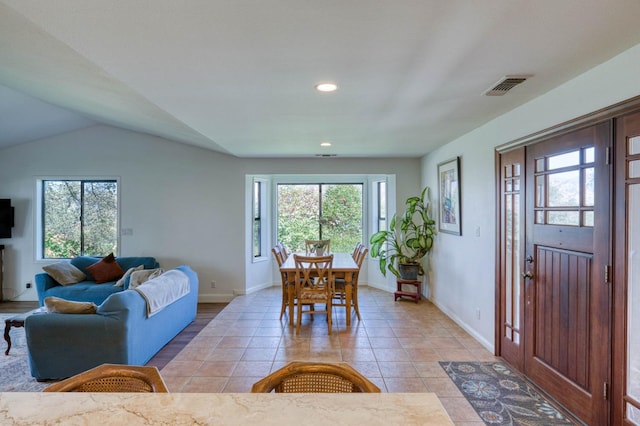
[0, 199, 14, 239]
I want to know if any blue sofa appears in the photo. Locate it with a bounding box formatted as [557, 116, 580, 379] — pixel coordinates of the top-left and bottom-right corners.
[25, 265, 198, 380]
[35, 256, 159, 306]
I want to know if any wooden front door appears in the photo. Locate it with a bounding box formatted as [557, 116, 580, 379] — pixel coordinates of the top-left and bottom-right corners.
[522, 123, 611, 424]
[498, 122, 612, 424]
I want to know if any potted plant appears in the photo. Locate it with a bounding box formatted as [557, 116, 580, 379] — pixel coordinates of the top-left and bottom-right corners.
[313, 242, 327, 256]
[369, 186, 436, 279]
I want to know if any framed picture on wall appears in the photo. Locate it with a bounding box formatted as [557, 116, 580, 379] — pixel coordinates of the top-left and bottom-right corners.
[438, 157, 461, 235]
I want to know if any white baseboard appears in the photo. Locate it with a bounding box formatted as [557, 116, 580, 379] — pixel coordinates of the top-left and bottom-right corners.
[197, 294, 235, 303]
[429, 298, 494, 353]
[364, 281, 392, 293]
[243, 281, 275, 295]
[198, 281, 278, 303]
[367, 281, 493, 352]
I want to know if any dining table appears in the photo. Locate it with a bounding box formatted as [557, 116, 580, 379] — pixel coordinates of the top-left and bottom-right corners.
[279, 252, 359, 327]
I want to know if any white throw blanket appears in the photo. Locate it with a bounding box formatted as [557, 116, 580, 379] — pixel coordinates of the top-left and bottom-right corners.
[134, 269, 190, 317]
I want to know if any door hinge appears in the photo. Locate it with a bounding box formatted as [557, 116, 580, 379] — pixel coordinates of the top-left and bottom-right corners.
[605, 147, 611, 165]
[604, 265, 611, 284]
[603, 382, 609, 400]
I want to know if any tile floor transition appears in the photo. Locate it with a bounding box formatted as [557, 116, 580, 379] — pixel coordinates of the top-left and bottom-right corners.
[158, 286, 497, 425]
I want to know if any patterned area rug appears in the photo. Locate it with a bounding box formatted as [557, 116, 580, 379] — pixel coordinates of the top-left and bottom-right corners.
[0, 314, 48, 391]
[440, 361, 575, 425]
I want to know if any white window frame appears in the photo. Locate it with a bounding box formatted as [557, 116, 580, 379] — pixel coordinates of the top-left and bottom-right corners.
[247, 176, 270, 263]
[35, 176, 121, 261]
[252, 177, 269, 261]
[272, 174, 369, 252]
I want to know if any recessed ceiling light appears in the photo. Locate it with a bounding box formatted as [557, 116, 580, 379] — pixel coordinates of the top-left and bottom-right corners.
[315, 82, 338, 92]
[320, 141, 332, 147]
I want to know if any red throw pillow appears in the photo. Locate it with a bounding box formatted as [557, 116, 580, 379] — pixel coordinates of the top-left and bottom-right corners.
[86, 253, 125, 284]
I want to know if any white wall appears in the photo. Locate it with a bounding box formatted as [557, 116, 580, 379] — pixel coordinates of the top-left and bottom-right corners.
[422, 42, 640, 351]
[0, 125, 420, 302]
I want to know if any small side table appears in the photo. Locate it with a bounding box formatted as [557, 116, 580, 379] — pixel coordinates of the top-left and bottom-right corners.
[394, 279, 421, 303]
[4, 308, 46, 355]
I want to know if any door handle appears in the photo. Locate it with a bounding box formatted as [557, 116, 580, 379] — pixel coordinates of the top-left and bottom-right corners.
[521, 271, 534, 279]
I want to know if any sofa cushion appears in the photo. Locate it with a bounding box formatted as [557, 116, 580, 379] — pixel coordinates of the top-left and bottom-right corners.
[114, 265, 144, 287]
[86, 253, 125, 284]
[44, 296, 97, 314]
[70, 256, 158, 278]
[42, 261, 87, 286]
[43, 282, 123, 306]
[129, 268, 164, 290]
[115, 257, 159, 271]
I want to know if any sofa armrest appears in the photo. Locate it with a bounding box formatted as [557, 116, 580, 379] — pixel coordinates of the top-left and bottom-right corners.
[25, 312, 130, 380]
[34, 272, 60, 306]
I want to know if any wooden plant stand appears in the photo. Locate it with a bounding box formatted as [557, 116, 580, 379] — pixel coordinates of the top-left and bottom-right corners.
[394, 279, 421, 303]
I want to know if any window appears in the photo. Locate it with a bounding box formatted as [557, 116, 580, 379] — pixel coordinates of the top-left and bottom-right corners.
[40, 179, 118, 259]
[253, 180, 262, 257]
[277, 183, 363, 253]
[249, 177, 269, 261]
[534, 147, 594, 227]
[376, 181, 387, 232]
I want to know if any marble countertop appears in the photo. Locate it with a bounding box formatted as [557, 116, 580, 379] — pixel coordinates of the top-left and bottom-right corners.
[0, 392, 453, 425]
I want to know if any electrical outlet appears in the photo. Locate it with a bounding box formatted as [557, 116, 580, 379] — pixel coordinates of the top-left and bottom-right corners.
[26, 282, 32, 289]
[211, 281, 216, 289]
[476, 308, 481, 320]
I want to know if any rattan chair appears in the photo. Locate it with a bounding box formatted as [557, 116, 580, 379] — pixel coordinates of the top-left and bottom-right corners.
[251, 361, 380, 393]
[43, 363, 169, 392]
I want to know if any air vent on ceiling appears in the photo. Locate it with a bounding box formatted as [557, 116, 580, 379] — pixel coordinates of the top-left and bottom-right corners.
[315, 154, 337, 158]
[484, 75, 531, 96]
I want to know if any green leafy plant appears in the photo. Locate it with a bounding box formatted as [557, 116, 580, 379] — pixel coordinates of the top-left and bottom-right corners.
[369, 186, 437, 277]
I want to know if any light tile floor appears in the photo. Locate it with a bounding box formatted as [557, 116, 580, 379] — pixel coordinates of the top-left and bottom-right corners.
[161, 286, 496, 425]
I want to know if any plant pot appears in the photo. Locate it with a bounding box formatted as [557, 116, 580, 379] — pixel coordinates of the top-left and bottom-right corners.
[315, 247, 325, 256]
[398, 263, 420, 280]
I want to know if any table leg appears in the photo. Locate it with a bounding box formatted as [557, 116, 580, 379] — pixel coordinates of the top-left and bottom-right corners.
[4, 319, 12, 356]
[345, 273, 353, 326]
[353, 282, 361, 321]
[288, 281, 295, 327]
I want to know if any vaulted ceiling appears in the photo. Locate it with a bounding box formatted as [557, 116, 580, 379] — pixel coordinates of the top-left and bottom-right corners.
[2, 1, 640, 157]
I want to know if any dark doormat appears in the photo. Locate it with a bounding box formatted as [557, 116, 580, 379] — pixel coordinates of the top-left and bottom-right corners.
[439, 361, 576, 425]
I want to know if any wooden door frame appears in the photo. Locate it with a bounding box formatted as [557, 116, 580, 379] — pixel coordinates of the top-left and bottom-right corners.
[496, 95, 640, 355]
[494, 147, 526, 371]
[495, 95, 640, 425]
[613, 110, 640, 425]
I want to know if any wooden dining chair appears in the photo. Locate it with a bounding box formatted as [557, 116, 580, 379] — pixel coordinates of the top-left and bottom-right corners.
[251, 361, 380, 393]
[304, 239, 331, 255]
[276, 242, 289, 260]
[334, 246, 368, 321]
[43, 363, 169, 392]
[294, 254, 334, 335]
[351, 242, 363, 260]
[272, 245, 293, 321]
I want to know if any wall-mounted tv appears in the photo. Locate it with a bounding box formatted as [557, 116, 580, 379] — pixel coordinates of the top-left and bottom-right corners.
[0, 199, 14, 239]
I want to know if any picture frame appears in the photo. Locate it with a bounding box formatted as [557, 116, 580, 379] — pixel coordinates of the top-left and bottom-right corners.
[437, 156, 461, 235]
